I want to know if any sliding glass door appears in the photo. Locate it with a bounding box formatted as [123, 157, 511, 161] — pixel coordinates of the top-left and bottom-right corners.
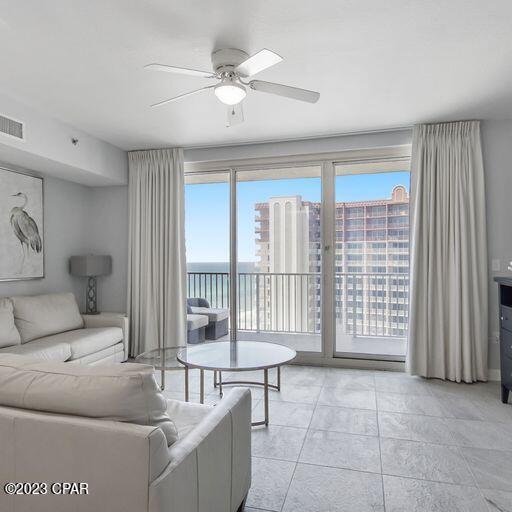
[236, 166, 322, 352]
[184, 151, 410, 363]
[184, 166, 322, 352]
[185, 172, 231, 337]
[333, 161, 411, 360]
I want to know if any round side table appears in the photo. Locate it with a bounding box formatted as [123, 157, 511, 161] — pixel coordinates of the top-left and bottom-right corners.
[135, 347, 182, 390]
[177, 341, 296, 427]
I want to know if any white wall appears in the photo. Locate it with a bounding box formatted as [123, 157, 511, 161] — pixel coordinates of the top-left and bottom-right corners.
[0, 170, 128, 313]
[482, 120, 512, 371]
[0, 174, 90, 310]
[0, 90, 129, 311]
[85, 186, 129, 313]
[184, 129, 412, 164]
[0, 91, 127, 186]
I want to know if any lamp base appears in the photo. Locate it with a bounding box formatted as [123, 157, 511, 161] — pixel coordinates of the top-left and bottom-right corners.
[86, 276, 98, 315]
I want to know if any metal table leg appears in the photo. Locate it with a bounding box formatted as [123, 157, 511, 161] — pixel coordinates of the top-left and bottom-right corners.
[215, 365, 284, 427]
[159, 347, 166, 390]
[200, 369, 205, 404]
[184, 366, 189, 402]
[264, 368, 269, 426]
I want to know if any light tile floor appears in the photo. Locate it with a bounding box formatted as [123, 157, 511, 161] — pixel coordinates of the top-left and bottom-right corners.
[159, 365, 512, 512]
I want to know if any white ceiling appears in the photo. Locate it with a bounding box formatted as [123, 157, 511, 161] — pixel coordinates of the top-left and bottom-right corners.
[0, 0, 511, 150]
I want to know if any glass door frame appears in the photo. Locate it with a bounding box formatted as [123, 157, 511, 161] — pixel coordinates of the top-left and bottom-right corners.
[184, 145, 411, 369]
[331, 158, 412, 363]
[229, 169, 237, 341]
[234, 164, 323, 351]
[184, 169, 232, 330]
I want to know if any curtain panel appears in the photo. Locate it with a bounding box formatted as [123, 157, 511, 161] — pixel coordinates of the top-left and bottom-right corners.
[127, 148, 186, 356]
[407, 121, 488, 382]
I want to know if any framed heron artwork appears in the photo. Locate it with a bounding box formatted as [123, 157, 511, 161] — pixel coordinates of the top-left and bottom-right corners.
[0, 167, 44, 281]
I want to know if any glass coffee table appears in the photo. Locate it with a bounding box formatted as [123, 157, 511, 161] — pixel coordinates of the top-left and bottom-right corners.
[135, 347, 182, 390]
[177, 341, 296, 427]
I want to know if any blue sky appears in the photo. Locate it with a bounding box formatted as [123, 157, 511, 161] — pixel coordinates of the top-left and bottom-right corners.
[185, 171, 410, 263]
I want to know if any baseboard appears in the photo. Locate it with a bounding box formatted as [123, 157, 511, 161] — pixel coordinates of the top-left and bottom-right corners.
[488, 368, 501, 382]
[291, 355, 405, 372]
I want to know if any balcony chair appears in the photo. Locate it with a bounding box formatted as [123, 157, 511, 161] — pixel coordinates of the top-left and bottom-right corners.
[187, 298, 229, 340]
[186, 303, 208, 344]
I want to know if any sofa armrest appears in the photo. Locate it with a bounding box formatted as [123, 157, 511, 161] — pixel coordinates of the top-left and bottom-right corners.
[0, 405, 162, 512]
[82, 313, 129, 361]
[148, 387, 251, 512]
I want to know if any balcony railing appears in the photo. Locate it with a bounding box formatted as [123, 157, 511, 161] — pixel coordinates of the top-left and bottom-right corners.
[238, 273, 321, 334]
[187, 271, 408, 338]
[187, 272, 230, 308]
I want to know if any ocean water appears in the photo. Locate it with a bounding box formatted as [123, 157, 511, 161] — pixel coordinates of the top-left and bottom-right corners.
[187, 262, 256, 273]
[186, 262, 257, 311]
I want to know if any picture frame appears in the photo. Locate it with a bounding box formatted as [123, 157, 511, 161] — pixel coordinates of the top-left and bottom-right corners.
[0, 167, 44, 281]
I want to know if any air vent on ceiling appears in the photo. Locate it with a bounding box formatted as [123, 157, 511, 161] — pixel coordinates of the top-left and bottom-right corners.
[0, 114, 24, 140]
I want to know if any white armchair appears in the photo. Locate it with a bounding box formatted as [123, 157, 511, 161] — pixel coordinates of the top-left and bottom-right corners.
[0, 356, 252, 512]
[150, 389, 251, 511]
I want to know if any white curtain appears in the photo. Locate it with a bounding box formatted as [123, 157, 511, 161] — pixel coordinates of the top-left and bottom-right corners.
[407, 121, 488, 383]
[127, 148, 186, 356]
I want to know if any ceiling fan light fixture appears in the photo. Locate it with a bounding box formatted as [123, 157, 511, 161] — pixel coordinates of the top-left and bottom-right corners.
[214, 81, 246, 105]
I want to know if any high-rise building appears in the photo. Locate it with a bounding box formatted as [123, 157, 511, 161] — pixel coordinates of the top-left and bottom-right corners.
[255, 185, 409, 338]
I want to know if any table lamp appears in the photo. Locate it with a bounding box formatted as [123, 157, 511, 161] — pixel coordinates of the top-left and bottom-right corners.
[69, 255, 112, 314]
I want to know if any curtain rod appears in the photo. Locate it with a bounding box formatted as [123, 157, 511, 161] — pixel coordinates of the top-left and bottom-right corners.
[183, 125, 414, 151]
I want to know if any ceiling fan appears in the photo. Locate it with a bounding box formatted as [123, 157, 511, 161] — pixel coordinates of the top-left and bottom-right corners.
[145, 48, 320, 126]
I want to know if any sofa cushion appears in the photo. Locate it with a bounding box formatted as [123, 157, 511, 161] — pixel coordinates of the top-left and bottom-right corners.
[35, 327, 123, 360]
[68, 343, 124, 365]
[0, 298, 21, 348]
[190, 306, 229, 322]
[12, 293, 84, 343]
[166, 399, 212, 439]
[0, 338, 71, 361]
[187, 314, 208, 331]
[0, 354, 178, 446]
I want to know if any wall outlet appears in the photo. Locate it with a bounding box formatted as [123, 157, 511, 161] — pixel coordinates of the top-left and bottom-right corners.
[494, 331, 501, 343]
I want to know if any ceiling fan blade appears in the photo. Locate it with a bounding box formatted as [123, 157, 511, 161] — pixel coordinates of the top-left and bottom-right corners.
[226, 103, 244, 127]
[144, 63, 214, 78]
[150, 86, 214, 108]
[249, 80, 320, 103]
[235, 49, 283, 78]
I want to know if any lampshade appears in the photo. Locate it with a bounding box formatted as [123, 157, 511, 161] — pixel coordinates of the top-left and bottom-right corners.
[69, 255, 112, 277]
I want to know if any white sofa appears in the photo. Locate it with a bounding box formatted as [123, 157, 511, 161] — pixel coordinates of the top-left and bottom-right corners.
[0, 292, 128, 364]
[0, 355, 252, 512]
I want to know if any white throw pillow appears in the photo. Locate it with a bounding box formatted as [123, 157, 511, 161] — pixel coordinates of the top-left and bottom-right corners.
[0, 298, 21, 348]
[0, 354, 178, 446]
[12, 292, 84, 343]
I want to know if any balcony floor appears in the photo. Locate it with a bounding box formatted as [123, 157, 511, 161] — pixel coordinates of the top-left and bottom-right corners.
[218, 328, 406, 359]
